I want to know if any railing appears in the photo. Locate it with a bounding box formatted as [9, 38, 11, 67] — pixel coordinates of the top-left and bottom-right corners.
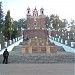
[0, 35, 23, 51]
[50, 36, 75, 48]
[49, 37, 75, 53]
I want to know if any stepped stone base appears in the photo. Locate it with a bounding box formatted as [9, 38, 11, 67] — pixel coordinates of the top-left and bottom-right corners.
[0, 52, 75, 64]
[21, 38, 57, 53]
[21, 45, 57, 53]
[0, 45, 74, 64]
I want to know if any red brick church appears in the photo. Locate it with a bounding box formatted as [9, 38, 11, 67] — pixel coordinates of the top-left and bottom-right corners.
[26, 7, 46, 29]
[23, 7, 48, 39]
[21, 7, 57, 53]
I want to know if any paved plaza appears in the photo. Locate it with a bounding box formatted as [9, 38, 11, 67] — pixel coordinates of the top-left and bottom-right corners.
[0, 63, 75, 75]
[0, 40, 75, 75]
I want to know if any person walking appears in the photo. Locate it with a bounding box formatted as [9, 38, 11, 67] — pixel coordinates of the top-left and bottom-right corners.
[3, 48, 9, 64]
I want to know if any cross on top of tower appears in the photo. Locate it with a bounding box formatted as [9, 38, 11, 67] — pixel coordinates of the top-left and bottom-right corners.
[34, 6, 37, 10]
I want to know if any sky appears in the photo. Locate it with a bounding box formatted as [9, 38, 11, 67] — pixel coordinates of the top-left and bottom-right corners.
[1, 0, 75, 21]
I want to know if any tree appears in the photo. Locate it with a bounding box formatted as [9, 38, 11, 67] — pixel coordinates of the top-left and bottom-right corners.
[70, 19, 75, 31]
[12, 18, 27, 29]
[70, 25, 75, 32]
[0, 1, 4, 29]
[70, 19, 75, 26]
[50, 14, 66, 30]
[11, 28, 18, 40]
[3, 10, 12, 40]
[58, 20, 65, 28]
[45, 16, 50, 28]
[62, 19, 68, 27]
[12, 20, 18, 28]
[50, 14, 59, 29]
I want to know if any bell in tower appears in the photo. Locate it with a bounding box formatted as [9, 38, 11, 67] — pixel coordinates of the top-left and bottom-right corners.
[27, 7, 31, 16]
[40, 7, 44, 15]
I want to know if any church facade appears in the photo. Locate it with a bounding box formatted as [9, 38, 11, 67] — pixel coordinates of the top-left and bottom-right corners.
[21, 7, 57, 53]
[26, 7, 46, 29]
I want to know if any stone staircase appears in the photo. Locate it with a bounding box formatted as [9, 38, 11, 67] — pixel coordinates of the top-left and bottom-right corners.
[0, 45, 75, 64]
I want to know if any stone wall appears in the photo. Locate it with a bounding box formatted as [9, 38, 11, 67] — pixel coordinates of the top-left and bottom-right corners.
[21, 38, 57, 53]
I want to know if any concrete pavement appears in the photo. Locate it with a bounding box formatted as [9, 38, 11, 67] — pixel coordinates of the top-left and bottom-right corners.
[0, 63, 75, 75]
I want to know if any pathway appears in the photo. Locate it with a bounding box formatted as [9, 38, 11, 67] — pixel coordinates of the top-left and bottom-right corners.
[0, 63, 75, 75]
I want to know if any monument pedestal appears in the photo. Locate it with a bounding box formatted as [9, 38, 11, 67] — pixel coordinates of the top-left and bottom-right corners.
[46, 46, 50, 53]
[21, 38, 57, 54]
[28, 46, 32, 53]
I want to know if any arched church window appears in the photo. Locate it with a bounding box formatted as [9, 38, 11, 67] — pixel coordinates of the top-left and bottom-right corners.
[34, 22, 36, 25]
[42, 11, 43, 14]
[28, 11, 29, 13]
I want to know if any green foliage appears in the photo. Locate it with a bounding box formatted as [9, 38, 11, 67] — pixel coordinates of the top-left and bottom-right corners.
[50, 14, 59, 29]
[0, 1, 4, 29]
[70, 25, 75, 32]
[5, 10, 12, 29]
[12, 18, 27, 29]
[70, 19, 75, 25]
[3, 28, 10, 40]
[45, 16, 50, 28]
[59, 20, 65, 28]
[12, 21, 18, 28]
[49, 14, 66, 29]
[3, 10, 12, 40]
[11, 28, 18, 40]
